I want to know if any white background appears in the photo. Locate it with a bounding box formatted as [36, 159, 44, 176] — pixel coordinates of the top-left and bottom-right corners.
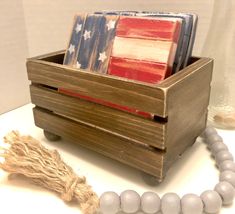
[0, 1, 235, 214]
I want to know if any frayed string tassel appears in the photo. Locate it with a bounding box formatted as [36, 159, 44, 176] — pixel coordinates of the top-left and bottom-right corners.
[0, 131, 99, 214]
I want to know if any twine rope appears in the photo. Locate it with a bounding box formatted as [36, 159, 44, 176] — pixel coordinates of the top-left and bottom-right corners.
[0, 131, 99, 214]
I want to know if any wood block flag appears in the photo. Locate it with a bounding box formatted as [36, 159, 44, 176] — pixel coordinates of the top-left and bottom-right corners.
[108, 16, 182, 83]
[64, 14, 119, 74]
[63, 14, 86, 66]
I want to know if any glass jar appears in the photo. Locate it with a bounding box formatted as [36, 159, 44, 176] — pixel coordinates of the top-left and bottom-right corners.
[201, 0, 235, 129]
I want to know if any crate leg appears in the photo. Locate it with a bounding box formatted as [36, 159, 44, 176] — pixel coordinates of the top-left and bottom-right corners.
[43, 130, 61, 141]
[141, 172, 160, 186]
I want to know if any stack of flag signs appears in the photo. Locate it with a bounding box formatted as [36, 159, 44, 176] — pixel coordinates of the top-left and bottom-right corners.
[62, 12, 197, 118]
[63, 14, 182, 82]
[95, 11, 198, 72]
[107, 16, 181, 83]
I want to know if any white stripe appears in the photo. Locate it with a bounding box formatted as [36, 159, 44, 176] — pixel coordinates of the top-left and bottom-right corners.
[112, 37, 173, 64]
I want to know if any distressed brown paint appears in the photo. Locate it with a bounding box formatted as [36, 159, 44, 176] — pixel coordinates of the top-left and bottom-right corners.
[26, 50, 213, 181]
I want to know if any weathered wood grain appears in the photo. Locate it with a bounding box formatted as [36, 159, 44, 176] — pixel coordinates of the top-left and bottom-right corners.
[33, 107, 165, 180]
[76, 14, 105, 70]
[27, 54, 166, 117]
[29, 50, 65, 62]
[163, 58, 213, 171]
[26, 51, 213, 180]
[158, 57, 211, 88]
[91, 15, 119, 73]
[63, 14, 86, 66]
[30, 84, 166, 149]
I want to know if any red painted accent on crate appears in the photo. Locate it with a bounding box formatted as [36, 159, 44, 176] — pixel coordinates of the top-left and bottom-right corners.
[108, 57, 168, 83]
[59, 88, 153, 119]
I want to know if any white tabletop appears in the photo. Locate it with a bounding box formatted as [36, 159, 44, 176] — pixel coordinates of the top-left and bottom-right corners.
[0, 104, 235, 214]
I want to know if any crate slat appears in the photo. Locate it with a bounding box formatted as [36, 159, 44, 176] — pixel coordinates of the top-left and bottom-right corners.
[33, 107, 165, 180]
[30, 84, 166, 149]
[27, 54, 166, 117]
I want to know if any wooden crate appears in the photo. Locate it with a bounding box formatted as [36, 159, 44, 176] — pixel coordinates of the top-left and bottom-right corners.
[26, 50, 213, 181]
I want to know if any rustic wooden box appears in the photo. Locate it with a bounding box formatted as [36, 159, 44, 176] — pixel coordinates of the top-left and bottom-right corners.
[26, 50, 213, 181]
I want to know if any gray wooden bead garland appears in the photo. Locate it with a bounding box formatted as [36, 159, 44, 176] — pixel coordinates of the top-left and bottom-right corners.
[99, 127, 235, 214]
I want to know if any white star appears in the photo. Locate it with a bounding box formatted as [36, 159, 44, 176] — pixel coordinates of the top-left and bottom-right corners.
[75, 24, 82, 33]
[83, 30, 91, 40]
[68, 44, 75, 54]
[106, 20, 116, 31]
[98, 52, 107, 62]
[76, 61, 81, 69]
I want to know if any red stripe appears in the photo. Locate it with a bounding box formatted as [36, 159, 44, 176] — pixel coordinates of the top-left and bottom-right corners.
[116, 17, 180, 42]
[108, 57, 169, 83]
[59, 88, 153, 119]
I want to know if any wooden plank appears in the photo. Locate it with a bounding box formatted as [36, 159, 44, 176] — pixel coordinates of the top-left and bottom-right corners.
[27, 57, 166, 116]
[33, 107, 165, 180]
[158, 57, 211, 88]
[163, 58, 213, 171]
[76, 14, 105, 70]
[29, 50, 65, 62]
[90, 15, 119, 73]
[63, 14, 87, 66]
[30, 84, 166, 149]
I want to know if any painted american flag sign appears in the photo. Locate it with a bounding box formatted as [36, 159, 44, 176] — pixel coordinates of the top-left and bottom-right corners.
[95, 11, 198, 72]
[64, 13, 182, 84]
[108, 16, 181, 83]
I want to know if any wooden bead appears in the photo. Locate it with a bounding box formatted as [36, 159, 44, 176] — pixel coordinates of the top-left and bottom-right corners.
[215, 151, 234, 164]
[210, 142, 228, 155]
[99, 191, 120, 214]
[220, 171, 235, 188]
[161, 193, 181, 214]
[207, 133, 223, 145]
[219, 160, 235, 172]
[181, 194, 203, 214]
[141, 192, 160, 214]
[200, 190, 222, 213]
[203, 126, 217, 138]
[214, 181, 235, 205]
[120, 190, 140, 213]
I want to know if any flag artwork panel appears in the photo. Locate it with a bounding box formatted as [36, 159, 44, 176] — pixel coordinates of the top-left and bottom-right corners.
[108, 16, 181, 82]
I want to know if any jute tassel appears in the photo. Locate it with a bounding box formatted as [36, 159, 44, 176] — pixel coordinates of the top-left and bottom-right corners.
[0, 131, 99, 214]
